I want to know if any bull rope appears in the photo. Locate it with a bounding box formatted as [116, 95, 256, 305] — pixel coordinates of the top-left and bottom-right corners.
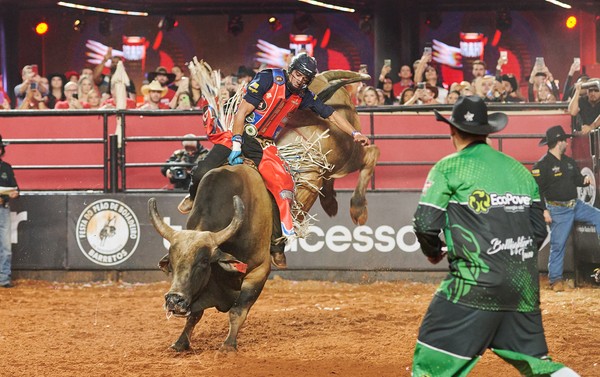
[278, 130, 334, 238]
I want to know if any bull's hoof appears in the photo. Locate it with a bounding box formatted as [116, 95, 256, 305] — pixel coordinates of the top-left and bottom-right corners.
[170, 341, 191, 352]
[218, 343, 238, 353]
[270, 251, 287, 269]
[350, 198, 368, 225]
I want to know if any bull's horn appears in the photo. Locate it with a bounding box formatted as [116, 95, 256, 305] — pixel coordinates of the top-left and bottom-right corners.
[148, 198, 175, 242]
[317, 71, 371, 103]
[212, 195, 245, 246]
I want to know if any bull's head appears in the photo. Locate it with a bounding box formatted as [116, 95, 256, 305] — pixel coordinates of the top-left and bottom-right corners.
[148, 196, 247, 317]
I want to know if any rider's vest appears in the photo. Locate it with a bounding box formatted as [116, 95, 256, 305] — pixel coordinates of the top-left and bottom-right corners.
[245, 69, 302, 140]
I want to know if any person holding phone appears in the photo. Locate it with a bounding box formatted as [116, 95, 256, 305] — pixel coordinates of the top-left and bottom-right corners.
[377, 59, 396, 105]
[528, 58, 560, 103]
[14, 64, 48, 108]
[562, 57, 582, 101]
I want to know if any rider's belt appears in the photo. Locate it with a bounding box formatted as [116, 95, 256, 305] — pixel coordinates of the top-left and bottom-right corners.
[547, 199, 576, 208]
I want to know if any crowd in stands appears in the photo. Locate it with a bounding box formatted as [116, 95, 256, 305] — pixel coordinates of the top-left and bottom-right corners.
[1, 46, 598, 117]
[354, 49, 598, 110]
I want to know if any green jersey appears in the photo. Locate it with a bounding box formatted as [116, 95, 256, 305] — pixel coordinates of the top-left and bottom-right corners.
[413, 142, 547, 312]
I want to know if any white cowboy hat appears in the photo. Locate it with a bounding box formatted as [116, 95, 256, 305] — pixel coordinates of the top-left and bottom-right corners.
[141, 80, 168, 97]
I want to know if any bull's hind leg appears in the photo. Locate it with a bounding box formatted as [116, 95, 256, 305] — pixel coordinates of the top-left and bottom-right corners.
[171, 310, 203, 352]
[220, 272, 269, 352]
[350, 145, 380, 225]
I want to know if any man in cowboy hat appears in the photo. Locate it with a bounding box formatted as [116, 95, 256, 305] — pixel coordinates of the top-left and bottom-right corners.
[139, 80, 170, 110]
[0, 135, 19, 288]
[531, 125, 600, 292]
[147, 66, 176, 102]
[412, 96, 579, 376]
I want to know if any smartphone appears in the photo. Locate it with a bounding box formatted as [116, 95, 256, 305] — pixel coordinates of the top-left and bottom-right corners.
[31, 64, 38, 76]
[383, 59, 391, 67]
[417, 82, 426, 89]
[30, 82, 38, 90]
[72, 93, 78, 99]
[500, 51, 508, 62]
[574, 57, 580, 69]
[424, 47, 432, 55]
[535, 57, 545, 67]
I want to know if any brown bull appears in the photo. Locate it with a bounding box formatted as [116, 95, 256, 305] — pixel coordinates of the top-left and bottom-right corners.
[148, 164, 272, 352]
[278, 70, 380, 225]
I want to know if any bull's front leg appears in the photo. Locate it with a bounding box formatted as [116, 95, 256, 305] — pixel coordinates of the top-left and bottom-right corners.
[220, 273, 268, 352]
[171, 310, 203, 352]
[350, 145, 380, 225]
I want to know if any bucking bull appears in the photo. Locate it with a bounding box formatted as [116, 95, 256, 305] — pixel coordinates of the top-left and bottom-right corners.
[148, 70, 380, 352]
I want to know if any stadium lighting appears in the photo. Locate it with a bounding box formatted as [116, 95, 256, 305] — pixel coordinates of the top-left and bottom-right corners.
[57, 2, 149, 16]
[298, 0, 355, 13]
[544, 0, 572, 9]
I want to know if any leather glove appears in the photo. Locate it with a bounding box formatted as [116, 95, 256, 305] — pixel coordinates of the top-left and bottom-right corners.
[228, 134, 243, 165]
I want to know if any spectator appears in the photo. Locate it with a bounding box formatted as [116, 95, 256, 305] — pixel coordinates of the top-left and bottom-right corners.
[45, 73, 66, 109]
[471, 59, 487, 82]
[403, 84, 438, 105]
[450, 81, 474, 97]
[161, 134, 209, 190]
[84, 89, 101, 109]
[377, 62, 396, 105]
[393, 64, 414, 96]
[446, 90, 460, 104]
[568, 79, 600, 134]
[414, 54, 447, 103]
[398, 87, 416, 105]
[77, 76, 95, 104]
[532, 125, 600, 291]
[562, 59, 582, 101]
[360, 86, 379, 107]
[65, 70, 79, 83]
[535, 83, 558, 103]
[80, 66, 94, 80]
[93, 47, 136, 101]
[0, 135, 19, 288]
[138, 80, 170, 110]
[375, 88, 387, 105]
[412, 96, 578, 377]
[55, 81, 88, 109]
[18, 85, 48, 110]
[169, 65, 184, 92]
[147, 66, 176, 104]
[528, 64, 560, 103]
[501, 74, 526, 103]
[474, 75, 502, 102]
[14, 65, 48, 108]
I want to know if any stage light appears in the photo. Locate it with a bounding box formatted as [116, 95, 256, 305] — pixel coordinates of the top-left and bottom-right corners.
[158, 16, 178, 31]
[268, 17, 282, 32]
[35, 22, 49, 35]
[73, 19, 85, 32]
[425, 12, 442, 30]
[228, 15, 243, 36]
[566, 15, 577, 29]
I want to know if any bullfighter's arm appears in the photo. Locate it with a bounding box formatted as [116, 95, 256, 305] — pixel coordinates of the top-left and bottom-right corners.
[327, 111, 370, 146]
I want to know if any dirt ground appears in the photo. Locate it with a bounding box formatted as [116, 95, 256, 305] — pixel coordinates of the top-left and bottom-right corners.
[0, 276, 598, 377]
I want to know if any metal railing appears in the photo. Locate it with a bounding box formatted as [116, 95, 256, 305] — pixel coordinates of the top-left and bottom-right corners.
[0, 103, 573, 192]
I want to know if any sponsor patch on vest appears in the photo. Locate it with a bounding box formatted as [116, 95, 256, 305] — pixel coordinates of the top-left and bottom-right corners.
[275, 75, 284, 83]
[257, 99, 267, 111]
[76, 199, 140, 266]
[468, 190, 531, 214]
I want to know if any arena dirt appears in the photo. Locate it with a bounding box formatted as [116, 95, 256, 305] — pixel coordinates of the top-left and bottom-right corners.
[0, 277, 598, 377]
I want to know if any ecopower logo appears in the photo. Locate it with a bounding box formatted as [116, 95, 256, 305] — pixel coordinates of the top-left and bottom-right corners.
[76, 199, 140, 266]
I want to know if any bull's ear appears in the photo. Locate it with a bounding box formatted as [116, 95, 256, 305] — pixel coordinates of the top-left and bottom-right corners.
[211, 248, 247, 274]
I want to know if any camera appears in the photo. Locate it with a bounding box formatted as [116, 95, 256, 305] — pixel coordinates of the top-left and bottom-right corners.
[169, 167, 188, 181]
[581, 80, 600, 90]
[417, 82, 426, 90]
